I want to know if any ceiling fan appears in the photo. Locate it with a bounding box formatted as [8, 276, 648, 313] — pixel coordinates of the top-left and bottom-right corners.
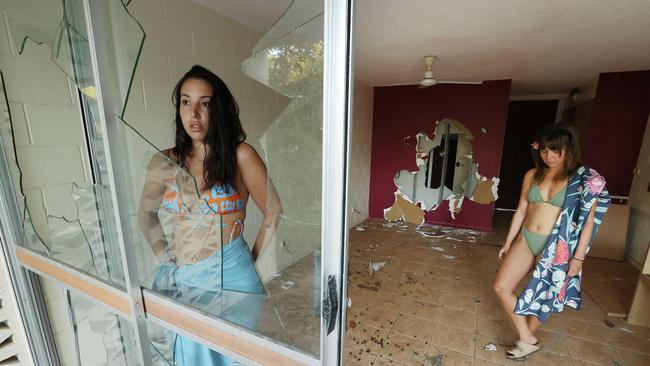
[393, 55, 483, 88]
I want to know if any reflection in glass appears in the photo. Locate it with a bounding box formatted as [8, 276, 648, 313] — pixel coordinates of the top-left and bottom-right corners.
[38, 276, 139, 366]
[0, 1, 129, 289]
[4, 0, 145, 118]
[241, 2, 324, 357]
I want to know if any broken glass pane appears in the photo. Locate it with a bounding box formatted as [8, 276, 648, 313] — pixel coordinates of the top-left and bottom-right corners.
[0, 0, 136, 288]
[36, 276, 139, 366]
[3, 0, 145, 118]
[116, 114, 290, 351]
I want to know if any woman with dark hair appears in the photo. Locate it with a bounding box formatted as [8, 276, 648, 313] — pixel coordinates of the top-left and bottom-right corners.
[139, 65, 281, 365]
[493, 123, 610, 360]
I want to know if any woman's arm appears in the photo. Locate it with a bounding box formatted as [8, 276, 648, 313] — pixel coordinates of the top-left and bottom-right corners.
[138, 153, 171, 261]
[500, 169, 534, 259]
[567, 202, 597, 276]
[237, 143, 282, 261]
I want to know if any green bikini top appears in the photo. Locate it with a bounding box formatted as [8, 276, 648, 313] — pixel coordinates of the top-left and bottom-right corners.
[527, 183, 567, 208]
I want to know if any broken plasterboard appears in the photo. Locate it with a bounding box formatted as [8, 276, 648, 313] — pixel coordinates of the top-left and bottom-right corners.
[471, 176, 500, 204]
[383, 192, 425, 225]
[385, 119, 501, 222]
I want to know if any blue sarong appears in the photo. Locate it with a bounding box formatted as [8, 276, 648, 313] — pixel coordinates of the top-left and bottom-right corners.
[152, 236, 265, 365]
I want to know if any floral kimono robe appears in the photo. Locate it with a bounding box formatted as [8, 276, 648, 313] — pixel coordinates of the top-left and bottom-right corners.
[514, 166, 610, 322]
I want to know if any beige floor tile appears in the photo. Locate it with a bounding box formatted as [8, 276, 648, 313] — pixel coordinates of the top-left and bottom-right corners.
[373, 356, 409, 365]
[400, 299, 440, 322]
[438, 306, 478, 332]
[370, 289, 409, 311]
[478, 302, 509, 321]
[523, 350, 572, 366]
[440, 292, 480, 313]
[559, 305, 606, 325]
[431, 323, 476, 355]
[411, 284, 446, 304]
[474, 334, 522, 365]
[474, 359, 504, 366]
[604, 328, 650, 355]
[477, 291, 502, 307]
[346, 219, 646, 366]
[346, 321, 389, 354]
[423, 345, 475, 365]
[572, 361, 601, 366]
[362, 306, 400, 331]
[440, 349, 475, 365]
[565, 336, 618, 366]
[558, 317, 608, 343]
[344, 346, 377, 365]
[478, 315, 517, 341]
[615, 347, 650, 366]
[535, 315, 561, 333]
[379, 333, 428, 365]
[391, 314, 436, 342]
[533, 329, 569, 356]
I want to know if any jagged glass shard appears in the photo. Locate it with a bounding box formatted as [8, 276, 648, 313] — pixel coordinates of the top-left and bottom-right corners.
[3, 0, 145, 117]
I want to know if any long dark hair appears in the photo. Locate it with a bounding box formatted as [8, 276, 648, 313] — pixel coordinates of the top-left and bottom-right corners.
[172, 65, 246, 191]
[531, 122, 581, 182]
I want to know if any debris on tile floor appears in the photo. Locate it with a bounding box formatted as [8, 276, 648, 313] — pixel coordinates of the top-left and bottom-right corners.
[442, 254, 455, 260]
[416, 223, 446, 238]
[425, 354, 444, 366]
[484, 343, 497, 351]
[344, 217, 650, 366]
[280, 281, 295, 290]
[368, 260, 389, 278]
[354, 225, 366, 231]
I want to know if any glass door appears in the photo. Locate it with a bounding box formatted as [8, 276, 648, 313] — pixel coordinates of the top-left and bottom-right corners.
[0, 0, 352, 365]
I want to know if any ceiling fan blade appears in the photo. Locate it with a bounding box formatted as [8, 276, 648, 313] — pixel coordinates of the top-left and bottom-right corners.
[382, 81, 420, 87]
[436, 80, 483, 85]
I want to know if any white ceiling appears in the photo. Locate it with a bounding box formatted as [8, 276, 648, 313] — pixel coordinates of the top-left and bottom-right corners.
[197, 0, 650, 95]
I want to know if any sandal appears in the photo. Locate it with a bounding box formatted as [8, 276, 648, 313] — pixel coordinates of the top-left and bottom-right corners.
[505, 340, 542, 360]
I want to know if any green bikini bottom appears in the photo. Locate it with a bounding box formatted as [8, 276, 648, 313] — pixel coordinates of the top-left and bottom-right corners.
[521, 227, 549, 256]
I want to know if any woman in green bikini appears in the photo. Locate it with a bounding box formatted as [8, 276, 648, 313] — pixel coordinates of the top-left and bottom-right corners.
[493, 123, 596, 359]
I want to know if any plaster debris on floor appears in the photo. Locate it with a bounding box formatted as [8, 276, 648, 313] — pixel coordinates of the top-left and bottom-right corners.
[344, 217, 650, 366]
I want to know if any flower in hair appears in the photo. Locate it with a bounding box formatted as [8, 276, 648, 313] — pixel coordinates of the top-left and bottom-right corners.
[531, 141, 539, 150]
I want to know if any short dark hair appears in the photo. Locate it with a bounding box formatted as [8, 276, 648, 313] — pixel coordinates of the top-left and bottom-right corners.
[172, 65, 246, 191]
[531, 122, 581, 182]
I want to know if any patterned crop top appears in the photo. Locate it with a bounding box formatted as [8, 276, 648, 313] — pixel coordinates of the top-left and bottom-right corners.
[161, 180, 244, 216]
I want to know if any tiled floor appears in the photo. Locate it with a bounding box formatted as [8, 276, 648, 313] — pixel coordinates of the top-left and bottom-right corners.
[344, 218, 650, 366]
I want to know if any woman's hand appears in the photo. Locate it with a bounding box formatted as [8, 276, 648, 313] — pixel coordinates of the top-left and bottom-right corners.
[567, 258, 583, 277]
[158, 248, 177, 265]
[498, 244, 511, 260]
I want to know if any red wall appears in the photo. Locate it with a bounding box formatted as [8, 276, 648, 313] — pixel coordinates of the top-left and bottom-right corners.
[583, 70, 650, 196]
[368, 80, 512, 231]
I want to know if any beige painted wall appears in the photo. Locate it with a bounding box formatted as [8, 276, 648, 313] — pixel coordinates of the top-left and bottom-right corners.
[348, 79, 374, 228]
[626, 115, 650, 269]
